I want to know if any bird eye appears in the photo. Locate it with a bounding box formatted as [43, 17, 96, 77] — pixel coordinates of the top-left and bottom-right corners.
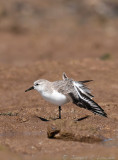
[35, 83, 39, 86]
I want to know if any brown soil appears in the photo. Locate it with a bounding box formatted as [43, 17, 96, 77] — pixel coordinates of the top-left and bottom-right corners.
[0, 1, 118, 160]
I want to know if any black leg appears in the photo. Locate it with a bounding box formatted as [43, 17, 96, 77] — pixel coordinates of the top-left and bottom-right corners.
[59, 106, 61, 119]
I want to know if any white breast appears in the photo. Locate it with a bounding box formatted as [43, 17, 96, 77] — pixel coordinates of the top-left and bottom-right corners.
[40, 90, 69, 106]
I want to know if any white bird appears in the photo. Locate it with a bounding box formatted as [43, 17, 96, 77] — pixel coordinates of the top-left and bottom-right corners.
[25, 73, 107, 119]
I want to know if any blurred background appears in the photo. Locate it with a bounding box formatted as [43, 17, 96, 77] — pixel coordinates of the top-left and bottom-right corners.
[0, 0, 118, 66]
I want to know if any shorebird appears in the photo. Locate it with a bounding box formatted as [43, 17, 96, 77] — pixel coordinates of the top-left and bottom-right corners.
[25, 73, 107, 119]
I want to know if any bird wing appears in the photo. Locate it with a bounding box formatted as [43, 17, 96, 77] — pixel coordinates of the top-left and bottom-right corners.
[75, 80, 94, 99]
[78, 80, 93, 83]
[68, 81, 107, 117]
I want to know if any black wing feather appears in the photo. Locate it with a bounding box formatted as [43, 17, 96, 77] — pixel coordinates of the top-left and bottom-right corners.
[69, 88, 107, 117]
[78, 80, 93, 83]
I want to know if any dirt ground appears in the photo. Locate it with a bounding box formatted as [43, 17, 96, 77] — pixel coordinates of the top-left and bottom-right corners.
[0, 1, 118, 160]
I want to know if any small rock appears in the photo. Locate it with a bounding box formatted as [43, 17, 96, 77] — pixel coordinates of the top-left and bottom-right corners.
[47, 125, 60, 138]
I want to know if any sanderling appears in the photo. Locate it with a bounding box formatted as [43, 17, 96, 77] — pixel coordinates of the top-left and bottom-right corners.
[25, 73, 107, 119]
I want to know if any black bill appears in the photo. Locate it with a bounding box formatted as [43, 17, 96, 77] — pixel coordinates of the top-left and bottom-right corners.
[25, 86, 34, 92]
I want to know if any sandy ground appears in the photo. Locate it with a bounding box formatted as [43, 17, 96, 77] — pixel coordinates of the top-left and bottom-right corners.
[0, 1, 118, 159]
[0, 45, 118, 159]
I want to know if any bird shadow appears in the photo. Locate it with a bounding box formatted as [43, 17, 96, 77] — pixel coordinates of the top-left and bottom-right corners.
[38, 117, 61, 121]
[38, 117, 50, 121]
[75, 115, 90, 121]
[38, 115, 90, 122]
